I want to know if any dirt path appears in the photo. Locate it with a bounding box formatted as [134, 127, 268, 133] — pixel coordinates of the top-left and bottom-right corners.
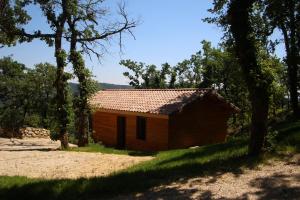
[113, 154, 300, 200]
[0, 138, 152, 179]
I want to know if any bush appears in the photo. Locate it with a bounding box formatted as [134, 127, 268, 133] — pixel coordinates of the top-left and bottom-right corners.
[265, 128, 279, 152]
[68, 133, 78, 144]
[50, 130, 60, 141]
[24, 114, 41, 127]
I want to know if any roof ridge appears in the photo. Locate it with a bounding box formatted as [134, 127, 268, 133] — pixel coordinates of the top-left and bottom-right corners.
[102, 88, 212, 91]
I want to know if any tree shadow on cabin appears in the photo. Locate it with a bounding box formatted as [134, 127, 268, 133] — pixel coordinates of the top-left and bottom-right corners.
[0, 139, 263, 200]
[150, 92, 197, 114]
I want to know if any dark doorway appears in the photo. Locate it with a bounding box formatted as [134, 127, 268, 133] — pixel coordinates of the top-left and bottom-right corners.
[117, 116, 126, 149]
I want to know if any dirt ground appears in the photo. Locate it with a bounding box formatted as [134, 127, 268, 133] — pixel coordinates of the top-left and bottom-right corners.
[113, 154, 300, 200]
[0, 138, 152, 179]
[1, 138, 299, 199]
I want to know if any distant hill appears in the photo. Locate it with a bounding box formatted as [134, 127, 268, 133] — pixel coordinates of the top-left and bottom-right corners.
[99, 82, 132, 89]
[69, 82, 132, 94]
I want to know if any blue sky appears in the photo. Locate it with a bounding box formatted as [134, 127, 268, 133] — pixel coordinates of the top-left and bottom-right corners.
[0, 0, 284, 85]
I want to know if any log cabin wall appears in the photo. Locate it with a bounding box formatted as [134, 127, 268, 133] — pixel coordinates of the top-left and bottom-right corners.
[92, 111, 169, 151]
[125, 115, 169, 151]
[168, 95, 232, 149]
[92, 111, 118, 147]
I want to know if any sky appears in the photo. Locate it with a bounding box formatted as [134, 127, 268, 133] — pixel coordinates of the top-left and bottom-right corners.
[0, 0, 284, 85]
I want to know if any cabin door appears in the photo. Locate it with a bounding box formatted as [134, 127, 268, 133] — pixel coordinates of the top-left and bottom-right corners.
[117, 116, 126, 149]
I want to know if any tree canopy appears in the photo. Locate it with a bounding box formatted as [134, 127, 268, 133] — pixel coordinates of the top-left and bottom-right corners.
[0, 0, 137, 148]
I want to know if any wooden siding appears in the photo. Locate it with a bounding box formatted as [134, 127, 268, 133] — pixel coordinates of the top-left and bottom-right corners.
[92, 112, 118, 147]
[92, 111, 169, 151]
[168, 95, 232, 149]
[92, 94, 234, 151]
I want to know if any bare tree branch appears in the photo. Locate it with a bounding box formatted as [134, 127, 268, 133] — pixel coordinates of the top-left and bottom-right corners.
[64, 0, 138, 60]
[75, 1, 137, 42]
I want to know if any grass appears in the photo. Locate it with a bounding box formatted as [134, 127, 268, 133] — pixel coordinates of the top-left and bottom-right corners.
[273, 118, 300, 153]
[67, 143, 157, 156]
[0, 118, 299, 200]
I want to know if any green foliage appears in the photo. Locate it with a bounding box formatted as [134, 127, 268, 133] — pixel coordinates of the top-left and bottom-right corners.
[265, 0, 300, 116]
[50, 130, 60, 141]
[121, 40, 286, 129]
[28, 63, 58, 128]
[0, 57, 27, 131]
[205, 0, 296, 155]
[257, 48, 287, 118]
[120, 60, 171, 89]
[272, 118, 300, 153]
[0, 57, 77, 136]
[0, 0, 31, 46]
[121, 40, 240, 89]
[120, 60, 143, 88]
[207, 0, 300, 117]
[50, 84, 75, 141]
[265, 129, 279, 152]
[69, 50, 98, 146]
[23, 114, 41, 128]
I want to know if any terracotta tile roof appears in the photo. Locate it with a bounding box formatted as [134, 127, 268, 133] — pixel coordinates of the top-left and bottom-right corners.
[90, 88, 208, 115]
[90, 88, 238, 115]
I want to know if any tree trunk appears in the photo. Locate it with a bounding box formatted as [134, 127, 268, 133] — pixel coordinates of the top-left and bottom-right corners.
[74, 69, 89, 147]
[288, 58, 299, 117]
[69, 23, 89, 147]
[280, 1, 299, 117]
[228, 0, 270, 156]
[288, 1, 299, 117]
[249, 88, 269, 155]
[77, 108, 89, 147]
[42, 92, 49, 128]
[54, 28, 69, 149]
[52, 0, 69, 149]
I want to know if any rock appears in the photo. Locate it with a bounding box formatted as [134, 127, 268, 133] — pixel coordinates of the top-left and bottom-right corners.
[17, 127, 51, 139]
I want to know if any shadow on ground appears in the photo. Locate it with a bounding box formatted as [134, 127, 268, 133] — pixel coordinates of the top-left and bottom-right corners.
[122, 164, 300, 200]
[0, 139, 254, 200]
[0, 119, 299, 200]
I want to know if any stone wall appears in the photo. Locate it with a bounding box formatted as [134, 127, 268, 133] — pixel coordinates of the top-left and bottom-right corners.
[19, 127, 50, 138]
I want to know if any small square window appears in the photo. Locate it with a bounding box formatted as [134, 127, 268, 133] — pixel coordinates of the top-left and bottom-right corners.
[136, 116, 146, 140]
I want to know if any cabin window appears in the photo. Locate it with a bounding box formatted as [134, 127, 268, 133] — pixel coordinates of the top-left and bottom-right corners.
[136, 116, 146, 140]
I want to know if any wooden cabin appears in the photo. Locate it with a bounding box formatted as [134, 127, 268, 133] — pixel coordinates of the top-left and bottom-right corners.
[90, 89, 239, 151]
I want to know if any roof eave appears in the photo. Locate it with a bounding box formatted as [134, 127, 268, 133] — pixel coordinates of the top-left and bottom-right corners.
[93, 108, 169, 119]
